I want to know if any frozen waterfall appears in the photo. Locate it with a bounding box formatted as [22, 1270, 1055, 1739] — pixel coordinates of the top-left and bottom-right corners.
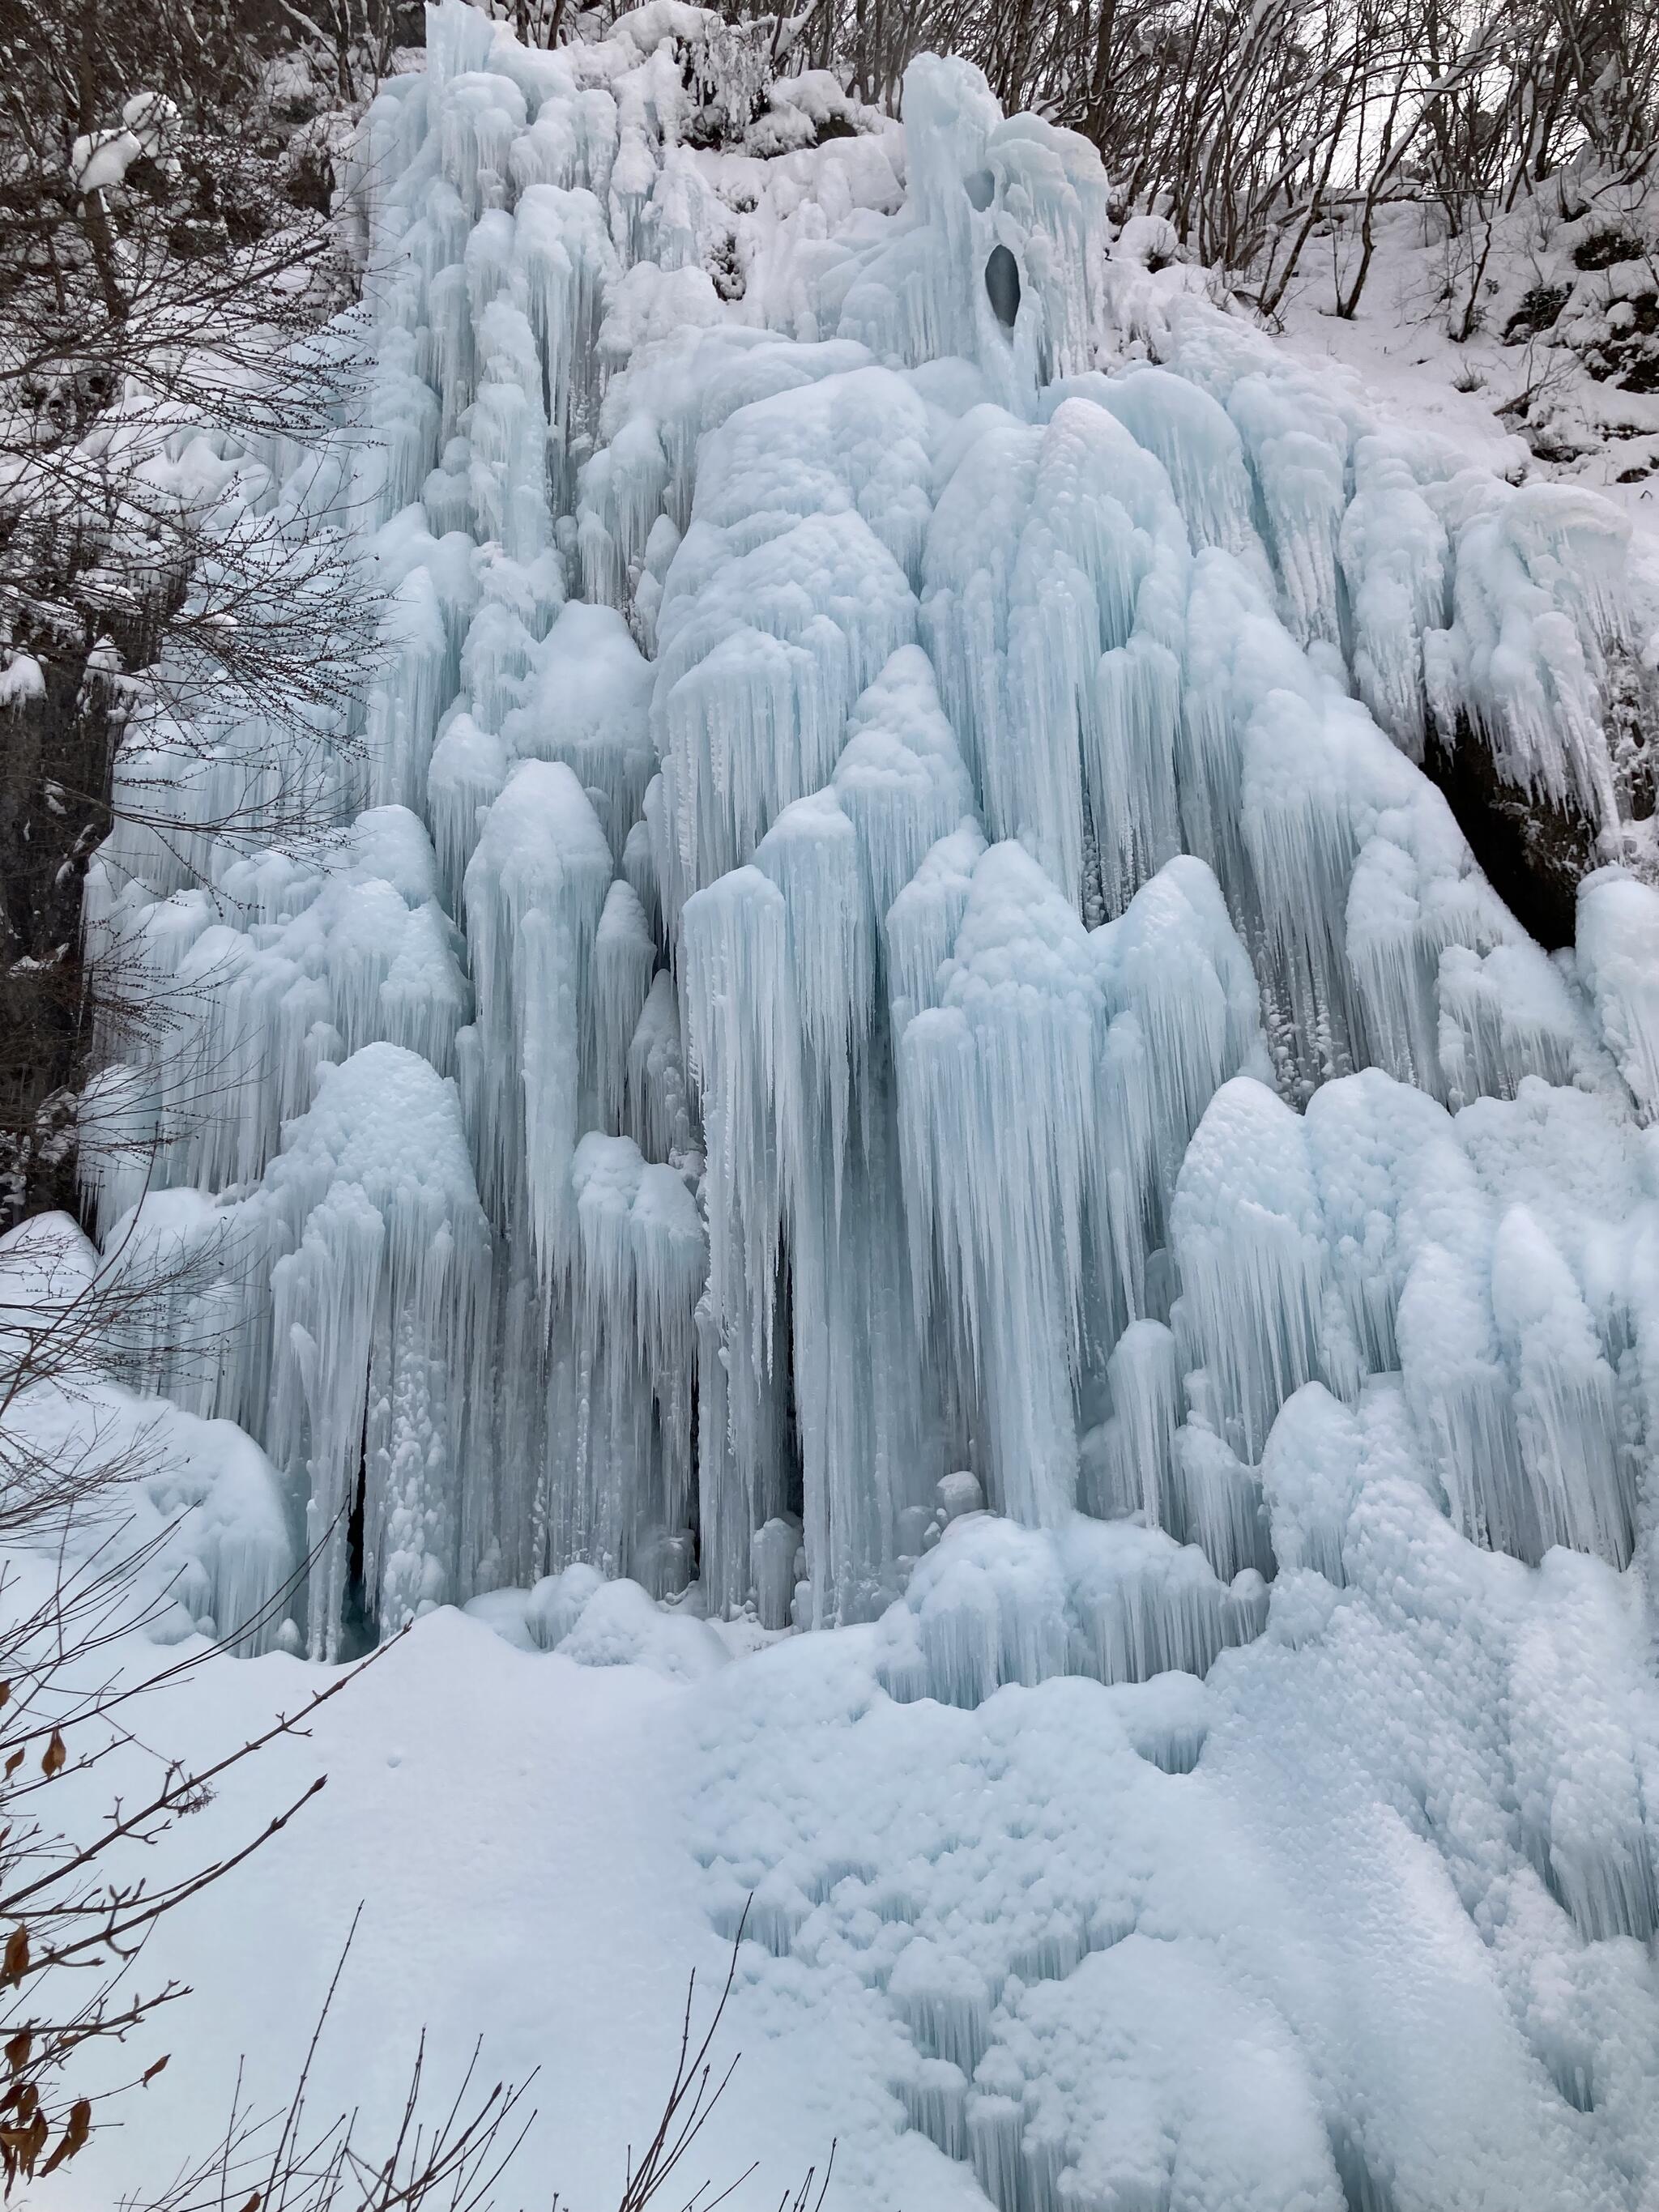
[72, 6, 1659, 2204]
[91, 0, 1659, 1647]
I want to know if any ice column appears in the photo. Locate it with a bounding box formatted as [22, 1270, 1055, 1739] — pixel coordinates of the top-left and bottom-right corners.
[260, 1042, 492, 1659]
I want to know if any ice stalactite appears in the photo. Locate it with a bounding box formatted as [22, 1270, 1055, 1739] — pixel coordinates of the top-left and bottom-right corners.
[258, 1042, 492, 1658]
[553, 1132, 706, 1590]
[898, 842, 1100, 1528]
[1171, 1077, 1332, 1464]
[895, 841, 1265, 1534]
[1425, 484, 1633, 837]
[1575, 866, 1659, 1120]
[681, 863, 795, 1613]
[651, 364, 930, 930]
[1169, 1062, 1651, 1575]
[876, 1511, 1269, 1709]
[921, 397, 1186, 908]
[461, 757, 613, 1283]
[1091, 852, 1270, 1311]
[1339, 433, 1450, 760]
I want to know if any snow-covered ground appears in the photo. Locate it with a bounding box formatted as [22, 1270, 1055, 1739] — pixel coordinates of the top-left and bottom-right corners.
[15, 3, 1659, 2206]
[12, 1565, 842, 2212]
[1275, 186, 1659, 531]
[19, 1460, 1659, 2212]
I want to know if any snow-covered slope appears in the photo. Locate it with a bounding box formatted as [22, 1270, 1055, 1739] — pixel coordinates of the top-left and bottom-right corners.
[32, 4, 1659, 2205]
[1276, 177, 1659, 509]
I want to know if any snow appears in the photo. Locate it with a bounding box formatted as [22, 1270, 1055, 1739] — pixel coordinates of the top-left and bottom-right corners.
[1576, 865, 1659, 1117]
[0, 650, 45, 705]
[0, 1214, 295, 1652]
[35, 3, 1659, 2205]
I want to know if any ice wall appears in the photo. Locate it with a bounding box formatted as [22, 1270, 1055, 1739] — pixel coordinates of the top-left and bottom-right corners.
[85, 0, 1659, 1653]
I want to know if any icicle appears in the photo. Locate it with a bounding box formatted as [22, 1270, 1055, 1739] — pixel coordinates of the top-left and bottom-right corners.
[557, 1133, 706, 1587]
[1171, 1079, 1331, 1462]
[923, 401, 1180, 903]
[464, 299, 554, 565]
[1098, 369, 1262, 573]
[647, 362, 931, 922]
[833, 646, 977, 927]
[755, 791, 870, 1197]
[1338, 434, 1448, 760]
[1093, 854, 1269, 1317]
[1066, 1523, 1267, 1687]
[90, 810, 470, 1203]
[885, 822, 986, 1042]
[437, 68, 526, 223]
[1576, 867, 1659, 1122]
[898, 842, 1101, 1525]
[1084, 1319, 1182, 1528]
[1427, 482, 1632, 838]
[427, 709, 507, 916]
[621, 809, 660, 941]
[593, 880, 655, 1136]
[259, 1042, 491, 1658]
[682, 867, 799, 1608]
[879, 1513, 1265, 1705]
[513, 184, 619, 465]
[1174, 1420, 1271, 1584]
[1226, 373, 1352, 646]
[1489, 1204, 1632, 1566]
[501, 599, 655, 856]
[625, 970, 694, 1166]
[463, 759, 613, 1283]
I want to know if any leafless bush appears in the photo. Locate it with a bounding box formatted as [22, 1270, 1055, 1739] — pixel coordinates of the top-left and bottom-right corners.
[0, 1525, 380, 2192]
[126, 1902, 834, 2212]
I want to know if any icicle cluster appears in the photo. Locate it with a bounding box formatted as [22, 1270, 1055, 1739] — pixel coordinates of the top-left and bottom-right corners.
[88, 0, 1659, 1683]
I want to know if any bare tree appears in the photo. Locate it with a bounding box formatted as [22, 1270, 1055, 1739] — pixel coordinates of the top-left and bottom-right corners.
[511, 0, 1658, 322]
[0, 0, 382, 1228]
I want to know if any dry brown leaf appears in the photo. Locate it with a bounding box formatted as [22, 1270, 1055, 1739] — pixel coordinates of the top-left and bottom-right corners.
[2, 1929, 28, 1988]
[37, 2097, 89, 2177]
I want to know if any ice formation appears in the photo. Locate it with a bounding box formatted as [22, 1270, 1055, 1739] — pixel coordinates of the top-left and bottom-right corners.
[72, 3, 1659, 2203]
